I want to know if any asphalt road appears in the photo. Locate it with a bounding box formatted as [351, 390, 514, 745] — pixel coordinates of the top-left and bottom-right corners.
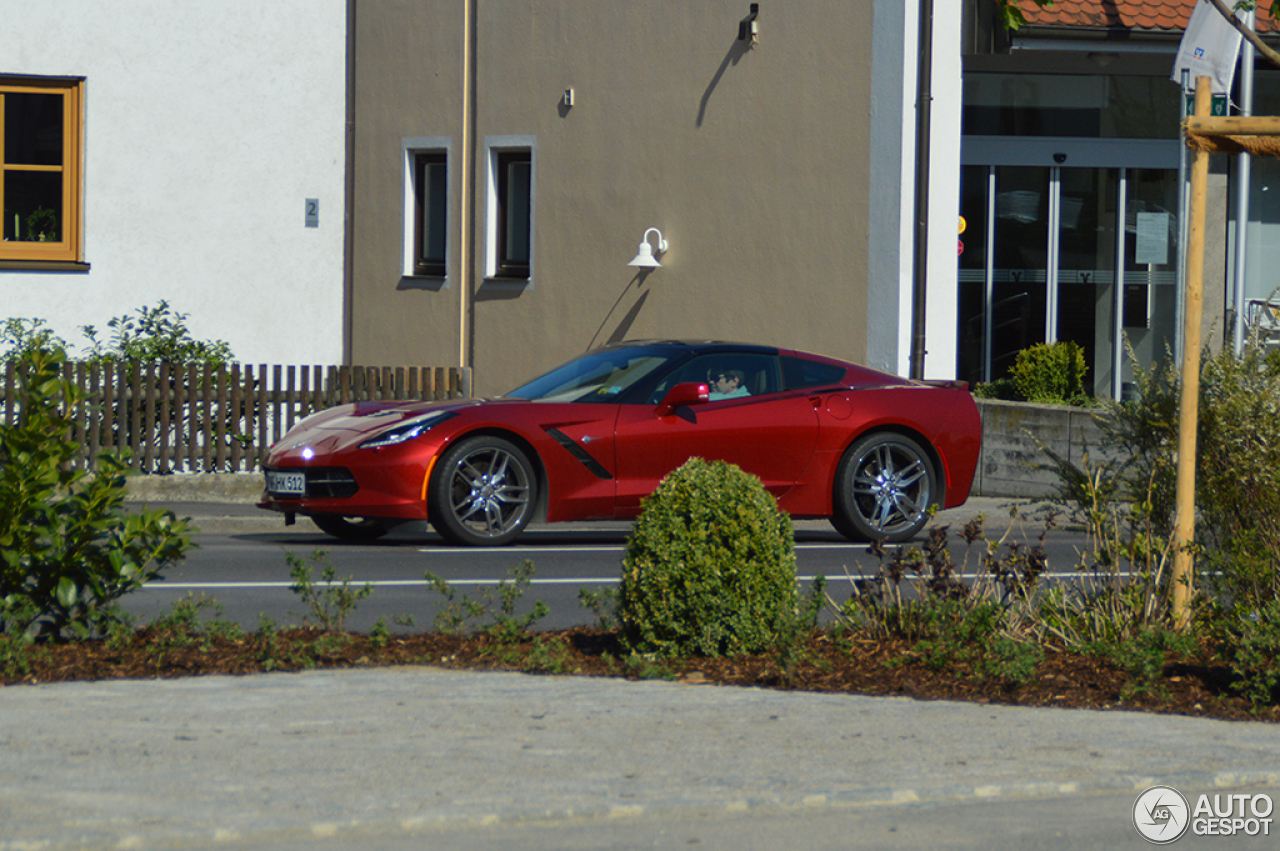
[121, 498, 1096, 632]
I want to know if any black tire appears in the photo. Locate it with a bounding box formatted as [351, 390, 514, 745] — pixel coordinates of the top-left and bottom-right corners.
[428, 435, 537, 546]
[311, 514, 390, 543]
[831, 432, 938, 543]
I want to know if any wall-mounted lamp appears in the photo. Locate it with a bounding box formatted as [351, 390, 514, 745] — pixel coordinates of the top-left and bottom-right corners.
[738, 3, 759, 45]
[627, 227, 668, 268]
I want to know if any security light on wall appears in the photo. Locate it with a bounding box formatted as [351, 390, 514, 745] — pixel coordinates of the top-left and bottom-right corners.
[739, 3, 759, 44]
[627, 228, 668, 268]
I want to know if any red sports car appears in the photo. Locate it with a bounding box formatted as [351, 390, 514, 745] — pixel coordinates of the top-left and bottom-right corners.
[258, 341, 981, 546]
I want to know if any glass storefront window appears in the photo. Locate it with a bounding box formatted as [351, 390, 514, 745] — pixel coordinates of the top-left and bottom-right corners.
[958, 164, 1178, 400]
[964, 73, 1180, 139]
[1244, 71, 1280, 311]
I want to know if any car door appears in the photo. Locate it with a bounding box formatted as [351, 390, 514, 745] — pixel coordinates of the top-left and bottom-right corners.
[612, 353, 821, 514]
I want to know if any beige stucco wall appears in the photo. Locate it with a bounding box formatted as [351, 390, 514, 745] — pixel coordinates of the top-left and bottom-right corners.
[350, 0, 466, 373]
[351, 1, 876, 395]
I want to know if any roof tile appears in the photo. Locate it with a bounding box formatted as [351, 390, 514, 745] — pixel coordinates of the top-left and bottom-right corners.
[1017, 0, 1279, 34]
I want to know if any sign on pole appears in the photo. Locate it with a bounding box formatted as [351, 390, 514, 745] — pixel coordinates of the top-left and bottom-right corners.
[1171, 0, 1244, 95]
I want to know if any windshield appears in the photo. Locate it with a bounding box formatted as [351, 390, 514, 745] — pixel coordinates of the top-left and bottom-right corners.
[503, 346, 678, 403]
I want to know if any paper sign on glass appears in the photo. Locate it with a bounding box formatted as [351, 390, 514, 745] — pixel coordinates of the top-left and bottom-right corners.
[1136, 212, 1169, 266]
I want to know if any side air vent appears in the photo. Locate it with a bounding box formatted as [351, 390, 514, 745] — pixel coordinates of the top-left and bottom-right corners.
[545, 428, 613, 480]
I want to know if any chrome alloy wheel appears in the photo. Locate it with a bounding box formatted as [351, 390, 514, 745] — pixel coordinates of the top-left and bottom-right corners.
[437, 437, 535, 545]
[833, 433, 936, 542]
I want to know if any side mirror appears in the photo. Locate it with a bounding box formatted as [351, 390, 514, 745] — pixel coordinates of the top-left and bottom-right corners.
[655, 382, 710, 417]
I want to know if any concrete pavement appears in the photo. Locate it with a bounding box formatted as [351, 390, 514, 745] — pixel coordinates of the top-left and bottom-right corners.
[2, 666, 1278, 850]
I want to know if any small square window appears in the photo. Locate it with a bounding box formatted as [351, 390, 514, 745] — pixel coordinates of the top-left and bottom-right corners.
[413, 152, 447, 277]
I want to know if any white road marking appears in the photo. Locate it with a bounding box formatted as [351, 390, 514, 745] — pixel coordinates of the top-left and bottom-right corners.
[144, 571, 1126, 590]
[147, 578, 621, 589]
[417, 546, 627, 554]
[414, 543, 882, 554]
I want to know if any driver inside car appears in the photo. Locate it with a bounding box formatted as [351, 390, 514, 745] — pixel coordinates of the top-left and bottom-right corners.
[709, 368, 749, 400]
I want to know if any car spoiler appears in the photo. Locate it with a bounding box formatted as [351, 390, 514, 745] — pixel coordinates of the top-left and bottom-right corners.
[919, 379, 970, 391]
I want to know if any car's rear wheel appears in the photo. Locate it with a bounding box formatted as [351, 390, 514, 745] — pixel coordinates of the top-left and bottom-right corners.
[311, 514, 390, 543]
[831, 432, 937, 543]
[428, 435, 537, 546]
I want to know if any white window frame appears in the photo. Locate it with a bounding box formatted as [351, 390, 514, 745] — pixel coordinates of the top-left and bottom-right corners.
[483, 135, 536, 286]
[402, 136, 452, 281]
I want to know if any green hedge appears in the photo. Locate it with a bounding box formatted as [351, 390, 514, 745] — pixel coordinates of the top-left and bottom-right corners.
[618, 458, 797, 657]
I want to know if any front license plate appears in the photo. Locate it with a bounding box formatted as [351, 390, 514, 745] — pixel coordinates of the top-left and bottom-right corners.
[266, 470, 306, 497]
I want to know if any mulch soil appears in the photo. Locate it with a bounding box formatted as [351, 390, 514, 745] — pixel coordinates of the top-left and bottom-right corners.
[3, 626, 1273, 723]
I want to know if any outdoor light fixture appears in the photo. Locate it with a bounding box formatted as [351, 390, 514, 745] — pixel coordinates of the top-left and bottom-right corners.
[627, 227, 668, 268]
[738, 3, 759, 44]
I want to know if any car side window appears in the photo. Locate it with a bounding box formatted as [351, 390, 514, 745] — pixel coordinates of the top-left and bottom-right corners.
[781, 356, 847, 390]
[647, 354, 781, 404]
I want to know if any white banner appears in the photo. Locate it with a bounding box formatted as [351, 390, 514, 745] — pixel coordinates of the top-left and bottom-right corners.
[1170, 0, 1244, 94]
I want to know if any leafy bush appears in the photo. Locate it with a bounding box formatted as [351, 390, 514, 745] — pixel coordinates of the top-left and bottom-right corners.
[578, 586, 618, 630]
[1035, 329, 1280, 710]
[908, 599, 1003, 671]
[4, 304, 239, 473]
[972, 377, 1018, 401]
[424, 560, 548, 640]
[288, 550, 373, 632]
[1068, 333, 1280, 615]
[1010, 341, 1090, 404]
[840, 518, 1047, 638]
[1033, 443, 1181, 645]
[1224, 600, 1280, 710]
[1194, 342, 1280, 613]
[618, 457, 797, 657]
[3, 301, 233, 366]
[0, 318, 68, 360]
[1086, 626, 1197, 701]
[0, 347, 193, 638]
[0, 597, 45, 677]
[82, 301, 233, 365]
[836, 518, 1046, 684]
[972, 342, 1091, 404]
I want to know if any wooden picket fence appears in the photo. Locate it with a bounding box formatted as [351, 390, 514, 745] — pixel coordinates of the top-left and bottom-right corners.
[0, 361, 472, 474]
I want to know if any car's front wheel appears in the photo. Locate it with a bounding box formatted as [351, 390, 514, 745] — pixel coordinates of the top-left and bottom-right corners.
[428, 435, 537, 546]
[311, 514, 391, 543]
[831, 432, 937, 543]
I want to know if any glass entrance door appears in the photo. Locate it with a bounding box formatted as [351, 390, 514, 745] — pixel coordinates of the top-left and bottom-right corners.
[1056, 167, 1119, 398]
[958, 165, 1177, 400]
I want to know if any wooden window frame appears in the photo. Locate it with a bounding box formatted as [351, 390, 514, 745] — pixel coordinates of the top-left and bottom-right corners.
[0, 76, 84, 266]
[412, 152, 447, 277]
[494, 149, 531, 279]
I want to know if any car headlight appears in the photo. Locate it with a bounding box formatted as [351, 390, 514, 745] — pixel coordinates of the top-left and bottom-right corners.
[360, 411, 457, 449]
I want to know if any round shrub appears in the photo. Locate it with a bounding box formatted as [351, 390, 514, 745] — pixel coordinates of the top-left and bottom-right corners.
[1010, 341, 1089, 404]
[618, 457, 797, 657]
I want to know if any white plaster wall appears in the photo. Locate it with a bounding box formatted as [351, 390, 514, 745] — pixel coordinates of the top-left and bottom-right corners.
[923, 0, 963, 381]
[867, 0, 908, 377]
[895, 1, 964, 380]
[0, 1, 347, 363]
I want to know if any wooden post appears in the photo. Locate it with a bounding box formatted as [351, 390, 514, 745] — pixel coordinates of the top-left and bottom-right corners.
[1172, 76, 1213, 628]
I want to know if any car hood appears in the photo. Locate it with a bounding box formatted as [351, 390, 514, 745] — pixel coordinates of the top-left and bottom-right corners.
[268, 396, 543, 456]
[301, 398, 474, 434]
